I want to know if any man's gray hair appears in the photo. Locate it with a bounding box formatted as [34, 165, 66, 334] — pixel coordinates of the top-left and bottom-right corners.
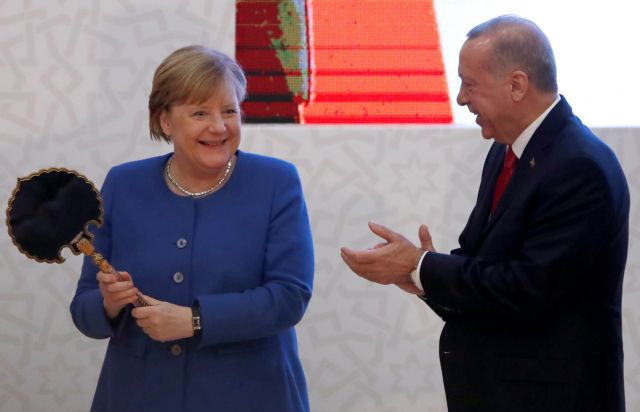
[467, 15, 558, 93]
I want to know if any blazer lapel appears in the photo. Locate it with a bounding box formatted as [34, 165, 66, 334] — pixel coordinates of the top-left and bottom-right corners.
[485, 146, 536, 229]
[481, 96, 574, 238]
[459, 142, 504, 254]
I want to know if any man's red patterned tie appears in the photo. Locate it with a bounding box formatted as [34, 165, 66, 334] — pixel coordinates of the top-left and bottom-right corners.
[491, 146, 518, 212]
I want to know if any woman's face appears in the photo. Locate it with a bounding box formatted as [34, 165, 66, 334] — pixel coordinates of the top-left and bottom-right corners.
[160, 81, 241, 178]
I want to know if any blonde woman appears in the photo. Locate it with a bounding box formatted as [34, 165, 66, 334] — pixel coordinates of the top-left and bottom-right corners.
[71, 46, 314, 412]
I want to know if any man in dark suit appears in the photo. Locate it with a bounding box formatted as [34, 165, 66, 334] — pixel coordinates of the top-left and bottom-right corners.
[341, 15, 629, 412]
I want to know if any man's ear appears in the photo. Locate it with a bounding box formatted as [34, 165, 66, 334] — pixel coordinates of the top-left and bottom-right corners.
[510, 70, 528, 102]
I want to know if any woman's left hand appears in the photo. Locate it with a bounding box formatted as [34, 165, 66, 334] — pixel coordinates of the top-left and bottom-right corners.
[131, 295, 194, 342]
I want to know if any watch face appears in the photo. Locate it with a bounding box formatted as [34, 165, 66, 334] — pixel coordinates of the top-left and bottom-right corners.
[192, 316, 202, 331]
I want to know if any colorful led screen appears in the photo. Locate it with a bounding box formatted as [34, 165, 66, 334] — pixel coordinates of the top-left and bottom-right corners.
[236, 0, 452, 124]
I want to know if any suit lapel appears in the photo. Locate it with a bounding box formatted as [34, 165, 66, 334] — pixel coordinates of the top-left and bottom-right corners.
[480, 96, 574, 240]
[457, 142, 504, 254]
[484, 145, 538, 231]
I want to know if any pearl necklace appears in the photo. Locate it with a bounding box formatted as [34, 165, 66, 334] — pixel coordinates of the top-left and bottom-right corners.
[165, 156, 233, 197]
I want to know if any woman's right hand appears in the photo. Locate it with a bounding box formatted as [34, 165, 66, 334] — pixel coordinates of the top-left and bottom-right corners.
[96, 271, 139, 319]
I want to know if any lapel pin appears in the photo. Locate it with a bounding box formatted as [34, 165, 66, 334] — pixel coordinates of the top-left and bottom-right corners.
[529, 157, 535, 168]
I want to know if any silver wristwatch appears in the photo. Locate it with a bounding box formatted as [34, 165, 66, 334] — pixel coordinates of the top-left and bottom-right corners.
[191, 306, 202, 335]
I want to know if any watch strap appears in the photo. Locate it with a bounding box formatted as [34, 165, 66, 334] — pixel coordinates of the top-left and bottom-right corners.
[191, 304, 202, 336]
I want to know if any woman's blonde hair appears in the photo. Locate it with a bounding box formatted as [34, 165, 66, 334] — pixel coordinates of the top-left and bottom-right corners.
[148, 45, 247, 142]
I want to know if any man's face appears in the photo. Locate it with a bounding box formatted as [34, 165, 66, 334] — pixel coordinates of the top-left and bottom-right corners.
[456, 37, 514, 144]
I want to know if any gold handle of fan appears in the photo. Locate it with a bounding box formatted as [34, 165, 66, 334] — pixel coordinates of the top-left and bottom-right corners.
[75, 237, 150, 307]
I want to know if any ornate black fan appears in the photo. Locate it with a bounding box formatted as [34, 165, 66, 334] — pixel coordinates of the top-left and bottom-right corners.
[6, 168, 148, 306]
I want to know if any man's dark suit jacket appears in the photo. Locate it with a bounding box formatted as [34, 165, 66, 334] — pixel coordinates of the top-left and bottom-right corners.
[420, 97, 629, 412]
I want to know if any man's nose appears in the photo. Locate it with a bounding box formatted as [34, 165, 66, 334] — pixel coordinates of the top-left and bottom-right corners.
[456, 87, 468, 107]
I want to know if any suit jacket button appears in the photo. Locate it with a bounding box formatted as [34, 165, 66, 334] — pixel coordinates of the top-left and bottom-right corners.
[171, 344, 182, 356]
[173, 272, 184, 284]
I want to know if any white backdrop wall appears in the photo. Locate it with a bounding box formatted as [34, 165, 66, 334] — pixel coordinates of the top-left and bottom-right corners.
[1, 2, 639, 412]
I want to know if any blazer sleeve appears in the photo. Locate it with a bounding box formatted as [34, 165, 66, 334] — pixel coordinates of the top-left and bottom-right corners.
[194, 162, 314, 347]
[421, 154, 626, 321]
[69, 168, 131, 339]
